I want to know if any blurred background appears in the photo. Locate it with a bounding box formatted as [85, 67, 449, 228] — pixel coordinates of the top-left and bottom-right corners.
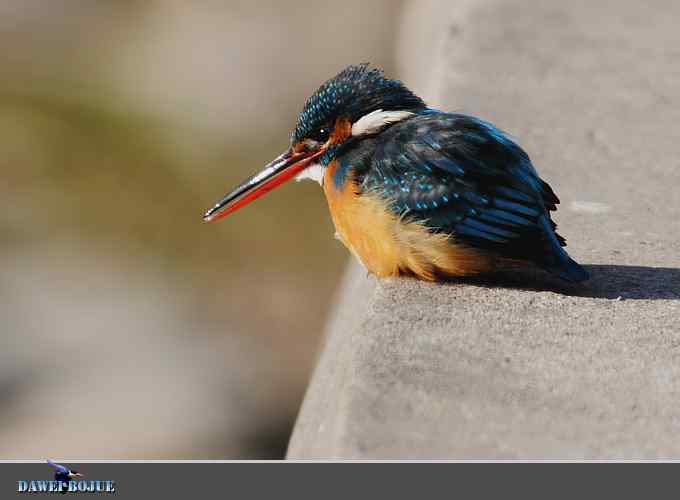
[0, 1, 403, 458]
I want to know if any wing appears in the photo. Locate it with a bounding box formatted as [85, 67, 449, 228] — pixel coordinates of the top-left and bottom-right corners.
[361, 112, 583, 279]
[47, 460, 70, 475]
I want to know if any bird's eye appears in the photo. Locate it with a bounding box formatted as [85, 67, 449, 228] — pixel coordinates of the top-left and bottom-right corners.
[310, 126, 330, 142]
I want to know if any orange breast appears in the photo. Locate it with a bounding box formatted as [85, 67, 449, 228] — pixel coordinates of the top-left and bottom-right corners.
[323, 162, 493, 281]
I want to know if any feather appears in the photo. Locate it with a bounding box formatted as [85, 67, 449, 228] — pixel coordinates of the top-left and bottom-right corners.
[354, 110, 588, 280]
[47, 460, 70, 474]
[351, 109, 415, 137]
[295, 162, 325, 185]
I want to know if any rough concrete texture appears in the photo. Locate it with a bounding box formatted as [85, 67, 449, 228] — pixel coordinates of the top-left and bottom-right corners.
[288, 0, 680, 458]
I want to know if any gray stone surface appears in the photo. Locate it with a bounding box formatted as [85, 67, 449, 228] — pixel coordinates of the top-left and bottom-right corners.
[288, 0, 680, 458]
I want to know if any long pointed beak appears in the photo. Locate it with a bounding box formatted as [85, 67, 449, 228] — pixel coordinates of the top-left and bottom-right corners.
[203, 148, 323, 222]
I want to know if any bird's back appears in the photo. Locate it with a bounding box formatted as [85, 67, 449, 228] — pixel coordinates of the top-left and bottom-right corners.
[340, 111, 587, 281]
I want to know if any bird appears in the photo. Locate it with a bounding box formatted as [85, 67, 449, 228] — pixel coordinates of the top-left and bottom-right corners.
[47, 460, 83, 494]
[203, 64, 588, 283]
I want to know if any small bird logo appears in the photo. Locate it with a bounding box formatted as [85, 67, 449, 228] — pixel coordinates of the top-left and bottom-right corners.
[47, 460, 83, 494]
[204, 64, 588, 283]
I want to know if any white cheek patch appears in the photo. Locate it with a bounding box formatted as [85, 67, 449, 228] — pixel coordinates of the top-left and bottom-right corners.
[351, 109, 415, 137]
[295, 162, 325, 185]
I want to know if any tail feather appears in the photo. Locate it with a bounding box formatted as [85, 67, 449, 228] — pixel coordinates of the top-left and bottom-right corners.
[538, 216, 589, 282]
[552, 255, 589, 282]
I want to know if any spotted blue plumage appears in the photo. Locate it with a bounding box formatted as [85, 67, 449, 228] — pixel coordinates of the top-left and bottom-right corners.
[291, 64, 425, 146]
[343, 111, 588, 282]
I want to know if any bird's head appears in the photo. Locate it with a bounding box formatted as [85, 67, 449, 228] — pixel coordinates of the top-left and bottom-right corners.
[68, 471, 83, 479]
[203, 64, 425, 222]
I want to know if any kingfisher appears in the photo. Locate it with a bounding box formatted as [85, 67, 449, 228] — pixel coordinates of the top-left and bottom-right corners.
[47, 460, 83, 493]
[203, 64, 588, 283]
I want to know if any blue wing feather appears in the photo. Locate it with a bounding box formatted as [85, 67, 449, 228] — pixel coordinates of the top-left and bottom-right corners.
[47, 460, 70, 474]
[358, 111, 587, 281]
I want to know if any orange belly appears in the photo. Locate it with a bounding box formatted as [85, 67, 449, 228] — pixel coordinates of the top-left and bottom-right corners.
[323, 164, 493, 281]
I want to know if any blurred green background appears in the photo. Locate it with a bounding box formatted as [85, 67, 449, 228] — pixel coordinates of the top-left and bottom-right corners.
[0, 1, 399, 458]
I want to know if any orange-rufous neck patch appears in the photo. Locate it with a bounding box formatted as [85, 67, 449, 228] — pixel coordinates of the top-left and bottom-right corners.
[329, 116, 352, 144]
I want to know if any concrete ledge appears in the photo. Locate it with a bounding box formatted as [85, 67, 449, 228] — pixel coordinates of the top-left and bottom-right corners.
[288, 0, 680, 458]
